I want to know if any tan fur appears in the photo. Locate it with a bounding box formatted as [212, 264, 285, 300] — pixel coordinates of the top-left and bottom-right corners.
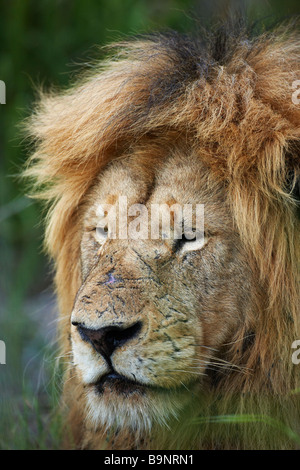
[24, 25, 300, 449]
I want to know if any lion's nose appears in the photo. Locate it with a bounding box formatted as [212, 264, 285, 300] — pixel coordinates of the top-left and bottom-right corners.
[73, 321, 142, 359]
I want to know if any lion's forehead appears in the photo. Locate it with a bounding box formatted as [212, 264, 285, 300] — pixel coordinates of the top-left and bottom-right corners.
[85, 151, 232, 233]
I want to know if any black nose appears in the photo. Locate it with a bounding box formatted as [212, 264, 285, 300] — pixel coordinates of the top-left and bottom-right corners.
[74, 321, 142, 359]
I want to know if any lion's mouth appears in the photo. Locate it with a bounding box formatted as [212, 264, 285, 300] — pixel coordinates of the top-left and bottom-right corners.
[94, 372, 147, 395]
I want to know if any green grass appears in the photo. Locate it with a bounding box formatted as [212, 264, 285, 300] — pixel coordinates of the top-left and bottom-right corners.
[192, 414, 300, 447]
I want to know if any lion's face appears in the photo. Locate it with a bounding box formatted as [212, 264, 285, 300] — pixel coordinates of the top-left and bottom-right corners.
[71, 150, 255, 433]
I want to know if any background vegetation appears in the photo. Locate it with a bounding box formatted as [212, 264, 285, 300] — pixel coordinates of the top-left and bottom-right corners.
[0, 0, 299, 449]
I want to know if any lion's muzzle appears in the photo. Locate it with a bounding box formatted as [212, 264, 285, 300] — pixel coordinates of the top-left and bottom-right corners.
[73, 321, 142, 364]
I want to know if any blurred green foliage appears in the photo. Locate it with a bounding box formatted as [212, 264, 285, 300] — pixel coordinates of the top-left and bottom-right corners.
[0, 0, 299, 450]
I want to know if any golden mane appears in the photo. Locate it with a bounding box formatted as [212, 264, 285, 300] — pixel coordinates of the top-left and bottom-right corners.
[24, 23, 300, 448]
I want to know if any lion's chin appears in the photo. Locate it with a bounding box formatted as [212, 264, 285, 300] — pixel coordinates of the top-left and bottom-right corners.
[93, 372, 148, 396]
[85, 379, 190, 434]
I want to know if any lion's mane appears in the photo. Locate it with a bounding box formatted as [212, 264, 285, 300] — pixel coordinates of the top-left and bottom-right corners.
[24, 22, 300, 449]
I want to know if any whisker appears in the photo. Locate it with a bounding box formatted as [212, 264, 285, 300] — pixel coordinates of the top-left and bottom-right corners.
[165, 369, 207, 376]
[195, 352, 252, 368]
[180, 381, 190, 392]
[222, 334, 255, 347]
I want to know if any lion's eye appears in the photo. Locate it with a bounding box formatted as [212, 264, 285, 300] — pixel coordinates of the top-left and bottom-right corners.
[175, 232, 207, 254]
[95, 226, 108, 243]
[94, 204, 110, 244]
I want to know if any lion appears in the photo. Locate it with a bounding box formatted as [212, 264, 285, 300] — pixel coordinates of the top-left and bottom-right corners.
[24, 23, 300, 450]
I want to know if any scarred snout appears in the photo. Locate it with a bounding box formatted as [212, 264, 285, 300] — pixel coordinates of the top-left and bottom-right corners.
[71, 242, 200, 394]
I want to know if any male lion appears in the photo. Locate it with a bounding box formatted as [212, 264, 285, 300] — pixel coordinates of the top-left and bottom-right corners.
[24, 23, 300, 449]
